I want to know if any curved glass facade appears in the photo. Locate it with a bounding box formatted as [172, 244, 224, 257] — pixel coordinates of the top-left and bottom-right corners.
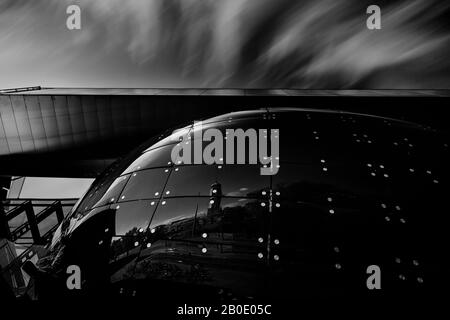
[39, 108, 448, 299]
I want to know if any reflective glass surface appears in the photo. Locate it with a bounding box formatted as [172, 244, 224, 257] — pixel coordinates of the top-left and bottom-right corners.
[42, 108, 448, 299]
[122, 144, 177, 174]
[119, 168, 169, 202]
[93, 174, 130, 208]
[114, 200, 156, 236]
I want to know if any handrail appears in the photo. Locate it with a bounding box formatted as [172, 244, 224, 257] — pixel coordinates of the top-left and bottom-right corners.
[2, 198, 78, 208]
[3, 198, 78, 201]
[4, 200, 32, 219]
[2, 223, 60, 275]
[0, 198, 77, 297]
[8, 201, 66, 244]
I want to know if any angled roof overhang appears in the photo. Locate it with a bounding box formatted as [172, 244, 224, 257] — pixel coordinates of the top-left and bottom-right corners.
[1, 87, 449, 178]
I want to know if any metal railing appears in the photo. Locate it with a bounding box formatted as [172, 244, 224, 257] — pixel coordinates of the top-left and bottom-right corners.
[0, 198, 78, 297]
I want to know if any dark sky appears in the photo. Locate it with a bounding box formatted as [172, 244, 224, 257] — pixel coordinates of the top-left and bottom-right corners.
[1, 0, 449, 89]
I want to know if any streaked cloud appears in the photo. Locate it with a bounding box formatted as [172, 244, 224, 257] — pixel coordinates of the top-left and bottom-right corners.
[0, 0, 449, 88]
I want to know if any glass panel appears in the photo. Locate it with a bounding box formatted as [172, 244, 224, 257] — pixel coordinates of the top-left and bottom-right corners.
[271, 200, 336, 252]
[268, 196, 427, 296]
[144, 125, 192, 151]
[135, 196, 269, 296]
[74, 170, 120, 215]
[168, 117, 274, 166]
[268, 200, 345, 296]
[133, 239, 192, 285]
[110, 236, 142, 263]
[273, 163, 384, 201]
[93, 174, 130, 208]
[217, 165, 269, 197]
[122, 144, 177, 174]
[119, 168, 169, 202]
[195, 197, 268, 242]
[200, 111, 266, 125]
[114, 200, 156, 236]
[166, 164, 269, 198]
[148, 198, 203, 240]
[109, 236, 141, 283]
[164, 165, 218, 197]
[147, 197, 268, 243]
[273, 113, 360, 165]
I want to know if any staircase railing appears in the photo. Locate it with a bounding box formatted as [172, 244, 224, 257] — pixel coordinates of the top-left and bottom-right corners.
[0, 198, 77, 297]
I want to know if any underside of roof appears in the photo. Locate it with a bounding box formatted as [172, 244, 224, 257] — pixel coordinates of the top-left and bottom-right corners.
[1, 88, 449, 177]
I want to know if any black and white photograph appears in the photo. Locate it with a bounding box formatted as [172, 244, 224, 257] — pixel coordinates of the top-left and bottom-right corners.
[0, 0, 449, 316]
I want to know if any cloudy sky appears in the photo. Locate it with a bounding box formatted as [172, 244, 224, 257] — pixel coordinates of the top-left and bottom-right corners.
[1, 0, 449, 89]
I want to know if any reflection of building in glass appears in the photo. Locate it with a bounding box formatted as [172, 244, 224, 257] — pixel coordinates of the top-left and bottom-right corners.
[208, 182, 222, 213]
[203, 182, 223, 231]
[27, 109, 447, 300]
